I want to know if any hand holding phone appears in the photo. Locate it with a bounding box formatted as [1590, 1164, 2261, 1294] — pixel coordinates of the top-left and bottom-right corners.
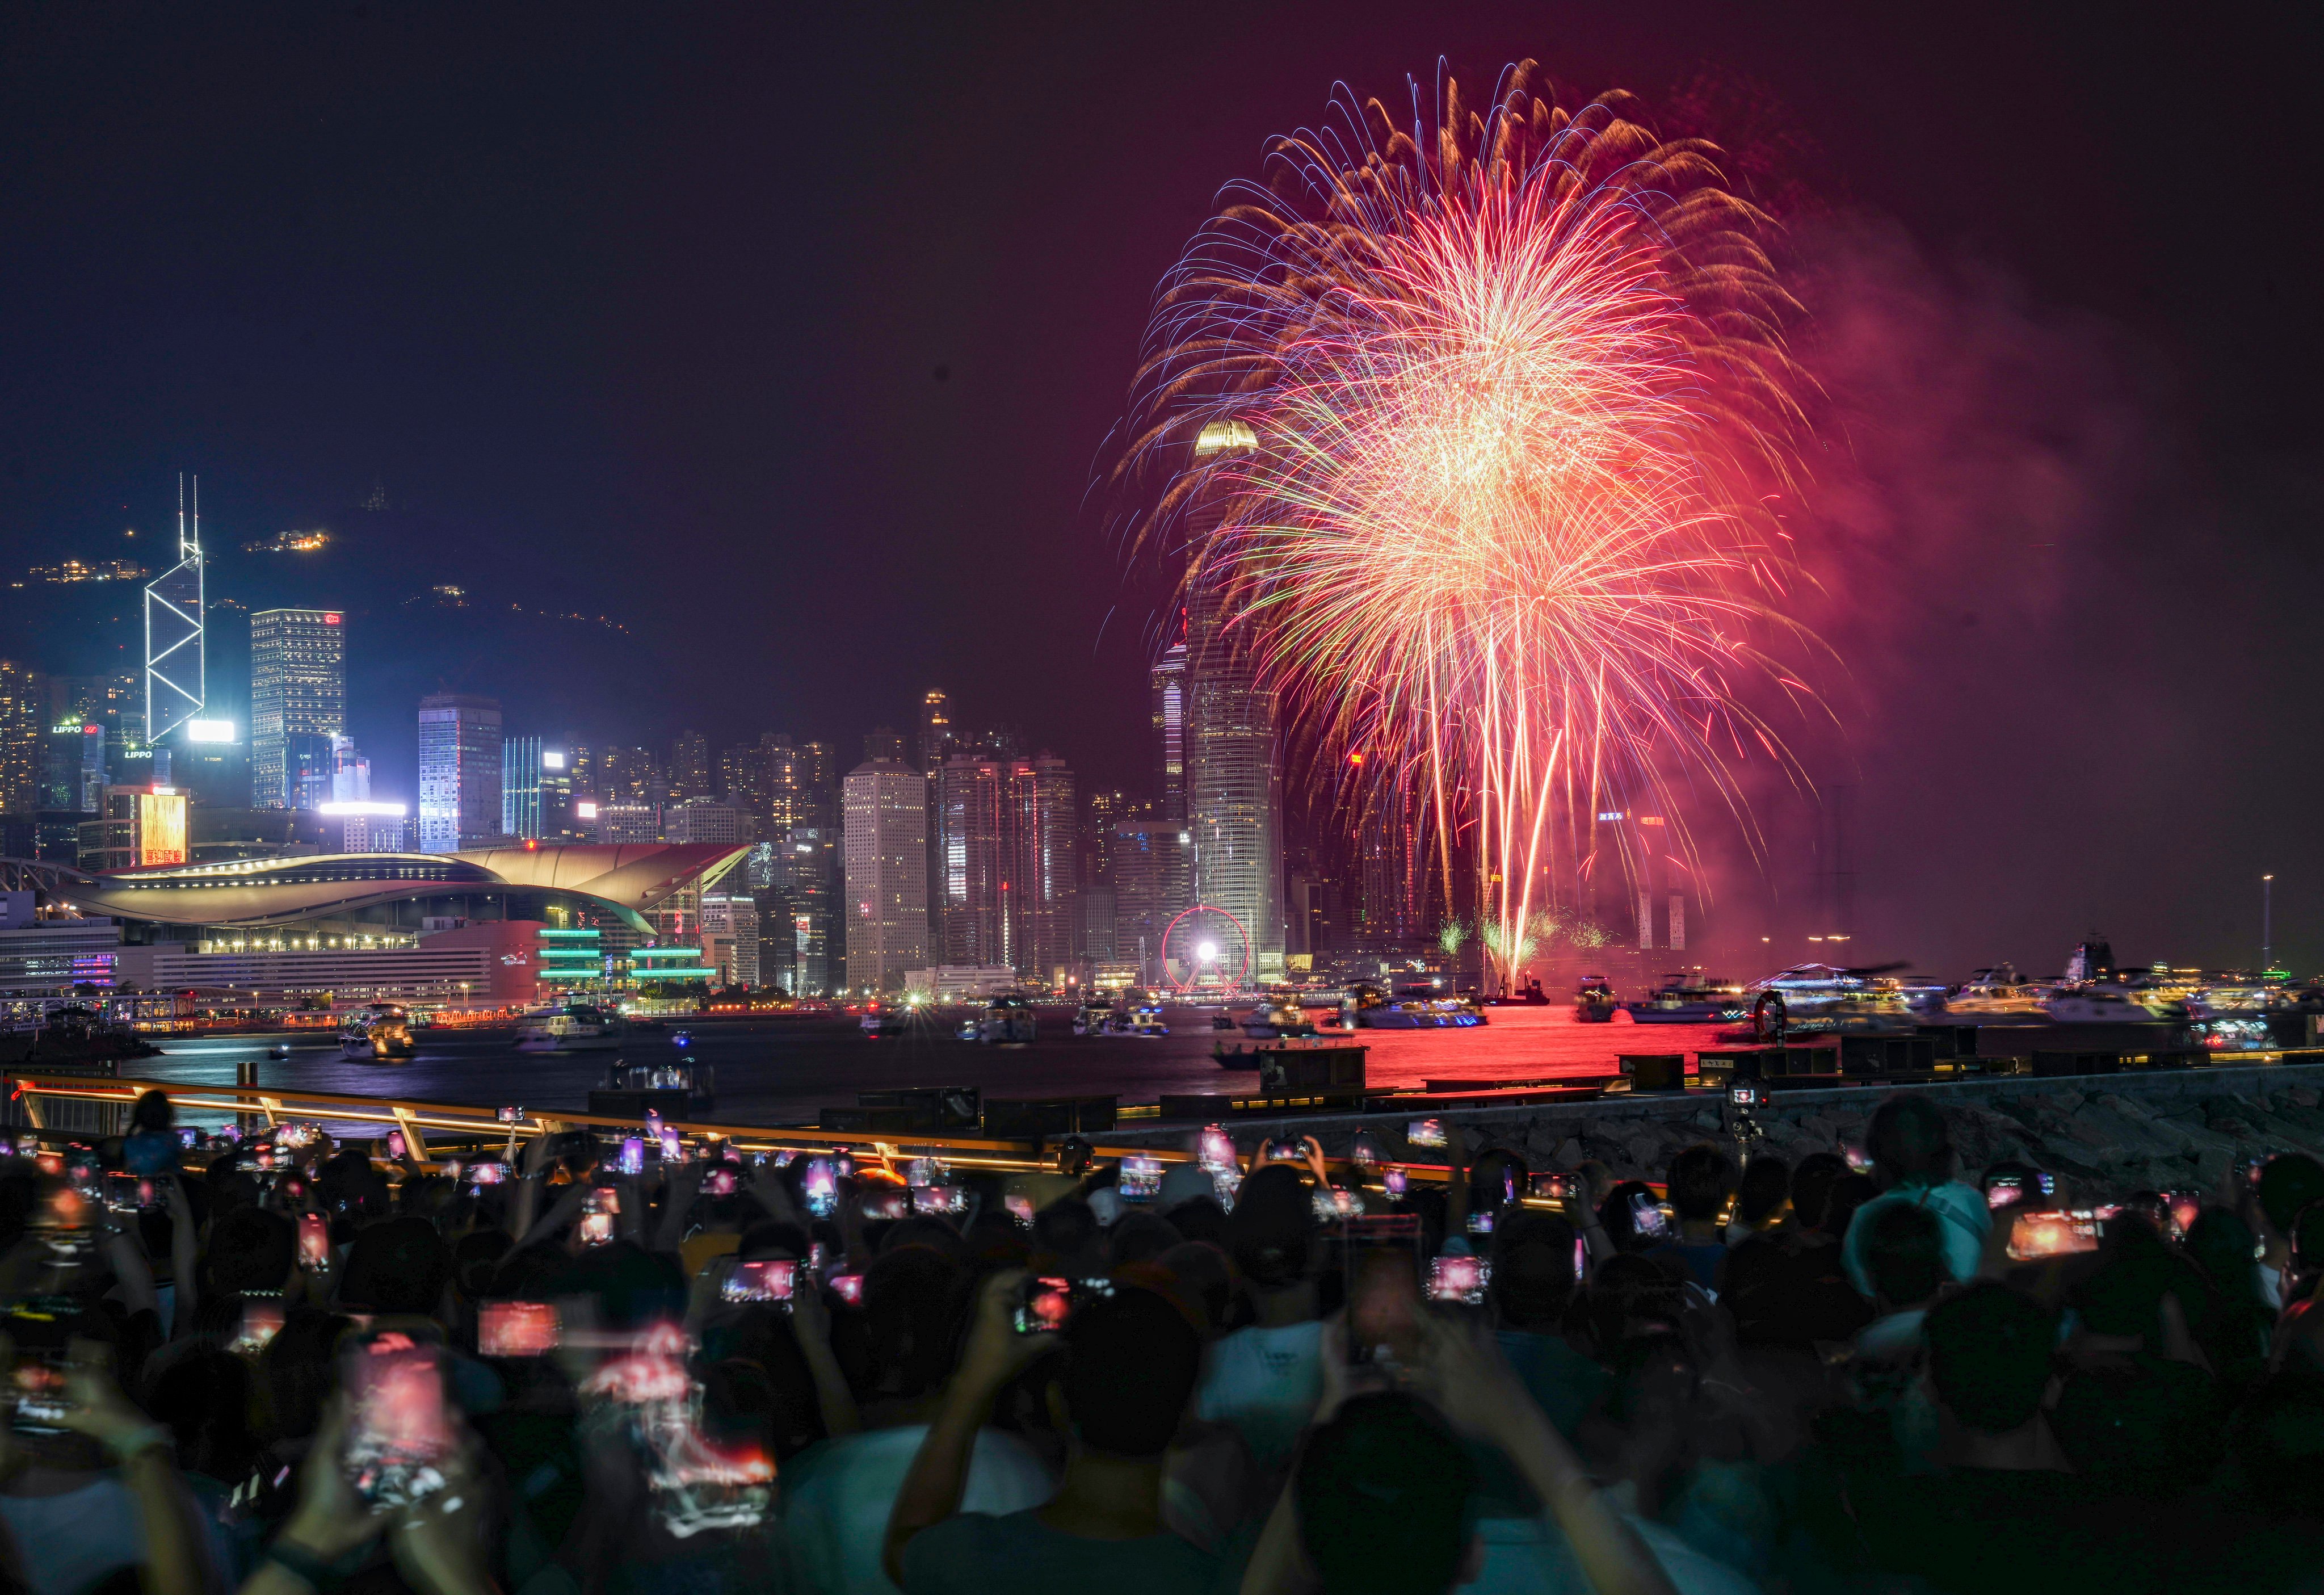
[297, 1212, 331, 1271]
[721, 1258, 798, 1306]
[342, 1336, 455, 1506]
[2007, 1209, 2103, 1260]
[1118, 1156, 1163, 1201]
[1014, 1274, 1113, 1334]
[1427, 1253, 1489, 1305]
[478, 1301, 560, 1357]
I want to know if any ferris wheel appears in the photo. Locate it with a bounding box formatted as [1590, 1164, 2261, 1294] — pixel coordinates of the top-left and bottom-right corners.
[1161, 903, 1253, 993]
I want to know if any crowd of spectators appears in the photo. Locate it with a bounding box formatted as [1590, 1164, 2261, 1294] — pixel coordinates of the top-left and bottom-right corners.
[0, 1086, 2315, 1595]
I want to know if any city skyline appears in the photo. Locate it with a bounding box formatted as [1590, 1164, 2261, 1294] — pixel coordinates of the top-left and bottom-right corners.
[0, 6, 2317, 978]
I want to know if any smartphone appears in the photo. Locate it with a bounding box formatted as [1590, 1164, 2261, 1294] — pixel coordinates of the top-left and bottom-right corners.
[619, 1138, 645, 1177]
[705, 1166, 737, 1197]
[659, 1128, 682, 1164]
[721, 1258, 798, 1306]
[1466, 1210, 1495, 1235]
[1343, 1215, 1423, 1367]
[1531, 1172, 1578, 1202]
[1264, 1138, 1305, 1162]
[906, 1158, 945, 1186]
[297, 1213, 331, 1271]
[385, 1130, 406, 1160]
[831, 1151, 855, 1180]
[1985, 1175, 2028, 1210]
[860, 1189, 907, 1221]
[229, 1298, 285, 1357]
[102, 1172, 158, 1213]
[342, 1336, 455, 1506]
[175, 1127, 200, 1150]
[1407, 1118, 1447, 1149]
[1119, 1155, 1164, 1202]
[1629, 1191, 1674, 1241]
[467, 1161, 509, 1187]
[828, 1273, 864, 1306]
[801, 1157, 837, 1218]
[2007, 1210, 2104, 1261]
[497, 1106, 524, 1123]
[1842, 1144, 1871, 1173]
[8, 1355, 73, 1436]
[478, 1300, 561, 1357]
[2166, 1192, 2203, 1237]
[1004, 1193, 1035, 1227]
[1013, 1275, 1111, 1334]
[279, 1123, 317, 1150]
[1730, 1084, 1766, 1109]
[910, 1184, 966, 1216]
[1197, 1125, 1237, 1170]
[1574, 1234, 1588, 1282]
[579, 1188, 617, 1245]
[1428, 1253, 1490, 1305]
[1312, 1186, 1365, 1221]
[1384, 1166, 1407, 1198]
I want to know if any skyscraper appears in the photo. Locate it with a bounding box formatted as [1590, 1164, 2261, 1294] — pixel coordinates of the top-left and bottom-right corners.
[842, 759, 927, 992]
[669, 731, 711, 800]
[250, 608, 346, 809]
[1111, 818, 1191, 986]
[1150, 640, 1187, 822]
[761, 734, 805, 832]
[417, 694, 502, 853]
[917, 691, 952, 771]
[864, 727, 907, 765]
[1011, 753, 1080, 984]
[1185, 576, 1284, 981]
[502, 735, 543, 840]
[144, 476, 205, 745]
[935, 749, 1079, 982]
[936, 752, 1007, 967]
[0, 662, 42, 816]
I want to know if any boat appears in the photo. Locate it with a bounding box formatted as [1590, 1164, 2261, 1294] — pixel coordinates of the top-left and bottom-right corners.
[1209, 1013, 1237, 1031]
[1623, 972, 1747, 1024]
[1573, 977, 1620, 1023]
[1071, 1002, 1116, 1036]
[1240, 996, 1318, 1039]
[860, 1009, 902, 1038]
[1113, 1002, 1169, 1037]
[2042, 984, 2167, 1024]
[513, 1002, 626, 1053]
[266, 1041, 292, 1060]
[1743, 964, 1915, 1041]
[965, 994, 1037, 1045]
[339, 1004, 415, 1061]
[1942, 963, 2050, 1021]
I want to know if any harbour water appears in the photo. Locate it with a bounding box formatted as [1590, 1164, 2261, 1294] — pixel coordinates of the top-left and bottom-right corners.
[124, 1005, 1730, 1126]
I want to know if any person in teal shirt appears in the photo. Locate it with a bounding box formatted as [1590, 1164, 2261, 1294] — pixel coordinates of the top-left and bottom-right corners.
[1840, 1094, 1993, 1298]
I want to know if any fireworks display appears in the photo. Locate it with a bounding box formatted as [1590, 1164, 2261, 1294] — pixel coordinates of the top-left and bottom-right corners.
[1121, 61, 1819, 985]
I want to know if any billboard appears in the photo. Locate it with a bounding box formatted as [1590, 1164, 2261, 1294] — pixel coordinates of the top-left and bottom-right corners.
[137, 790, 187, 867]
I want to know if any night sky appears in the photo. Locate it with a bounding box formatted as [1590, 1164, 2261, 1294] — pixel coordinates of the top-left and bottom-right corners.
[3, 2, 2319, 977]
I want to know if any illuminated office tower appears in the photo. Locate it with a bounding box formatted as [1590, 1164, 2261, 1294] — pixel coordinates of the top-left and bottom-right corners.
[936, 752, 1007, 967]
[760, 734, 805, 832]
[144, 476, 205, 744]
[918, 691, 952, 770]
[669, 730, 710, 800]
[503, 735, 543, 840]
[249, 608, 346, 808]
[1150, 641, 1187, 822]
[1010, 753, 1079, 984]
[1110, 818, 1191, 986]
[700, 890, 760, 988]
[841, 759, 927, 992]
[0, 662, 42, 815]
[539, 746, 573, 838]
[1184, 573, 1284, 983]
[417, 694, 503, 852]
[39, 722, 107, 813]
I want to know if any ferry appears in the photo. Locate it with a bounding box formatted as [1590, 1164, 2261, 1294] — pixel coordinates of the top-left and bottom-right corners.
[2042, 984, 2168, 1025]
[964, 994, 1037, 1045]
[340, 1004, 416, 1061]
[1943, 963, 2049, 1021]
[1071, 1002, 1115, 1036]
[1240, 996, 1319, 1039]
[860, 1009, 903, 1038]
[513, 1002, 626, 1053]
[1116, 1002, 1169, 1037]
[1623, 973, 1748, 1025]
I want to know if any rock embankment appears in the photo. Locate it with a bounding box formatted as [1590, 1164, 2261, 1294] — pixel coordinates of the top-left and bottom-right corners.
[1113, 1063, 2324, 1192]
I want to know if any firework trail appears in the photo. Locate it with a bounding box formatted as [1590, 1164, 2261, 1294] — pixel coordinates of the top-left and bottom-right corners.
[1117, 60, 1821, 987]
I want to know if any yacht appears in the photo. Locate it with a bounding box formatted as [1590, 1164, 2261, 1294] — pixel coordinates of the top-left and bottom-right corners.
[340, 1004, 416, 1060]
[860, 1008, 902, 1038]
[1116, 1002, 1169, 1037]
[2042, 984, 2166, 1024]
[513, 1002, 626, 1053]
[1623, 973, 1747, 1025]
[1943, 963, 2050, 1021]
[1071, 1001, 1116, 1036]
[1745, 964, 1914, 1039]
